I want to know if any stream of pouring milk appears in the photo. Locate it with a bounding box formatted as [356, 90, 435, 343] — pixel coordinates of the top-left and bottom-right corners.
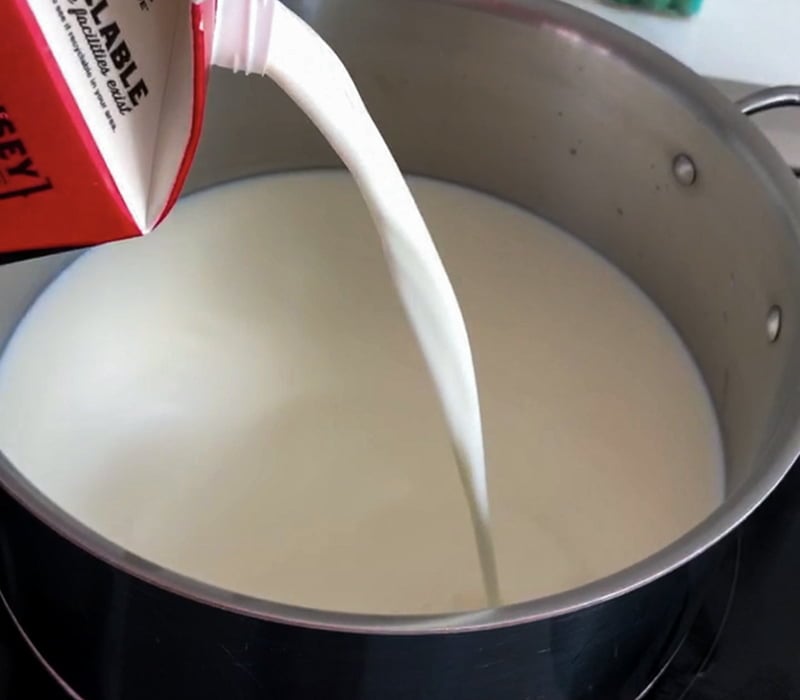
[238, 2, 503, 603]
[0, 172, 724, 614]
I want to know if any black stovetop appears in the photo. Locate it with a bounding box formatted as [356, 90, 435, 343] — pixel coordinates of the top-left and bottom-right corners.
[3, 459, 800, 700]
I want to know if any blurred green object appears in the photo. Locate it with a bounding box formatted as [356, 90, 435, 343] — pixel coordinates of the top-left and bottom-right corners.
[608, 0, 703, 15]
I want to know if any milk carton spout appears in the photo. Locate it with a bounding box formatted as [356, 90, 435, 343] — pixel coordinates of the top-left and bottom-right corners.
[212, 0, 276, 75]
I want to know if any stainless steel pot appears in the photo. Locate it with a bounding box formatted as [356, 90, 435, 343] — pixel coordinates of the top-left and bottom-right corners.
[2, 1, 800, 698]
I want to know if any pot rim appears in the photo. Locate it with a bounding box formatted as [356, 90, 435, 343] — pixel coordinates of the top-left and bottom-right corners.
[3, 0, 800, 635]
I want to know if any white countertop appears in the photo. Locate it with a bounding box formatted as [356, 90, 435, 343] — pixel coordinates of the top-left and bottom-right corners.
[561, 0, 800, 87]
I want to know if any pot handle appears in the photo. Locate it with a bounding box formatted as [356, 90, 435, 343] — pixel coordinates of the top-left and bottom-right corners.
[736, 86, 800, 178]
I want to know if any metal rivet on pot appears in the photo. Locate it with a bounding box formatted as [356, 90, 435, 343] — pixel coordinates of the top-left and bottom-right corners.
[767, 305, 782, 343]
[672, 154, 697, 186]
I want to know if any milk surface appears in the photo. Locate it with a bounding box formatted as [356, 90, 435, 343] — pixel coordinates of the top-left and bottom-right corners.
[0, 172, 724, 614]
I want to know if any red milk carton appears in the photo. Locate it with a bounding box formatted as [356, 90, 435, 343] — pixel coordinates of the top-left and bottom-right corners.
[1, 0, 215, 254]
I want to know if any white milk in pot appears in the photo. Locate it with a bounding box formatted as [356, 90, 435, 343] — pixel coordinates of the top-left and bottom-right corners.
[0, 1, 724, 614]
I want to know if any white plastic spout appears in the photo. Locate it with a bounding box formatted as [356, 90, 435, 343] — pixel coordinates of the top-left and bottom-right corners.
[212, 0, 276, 75]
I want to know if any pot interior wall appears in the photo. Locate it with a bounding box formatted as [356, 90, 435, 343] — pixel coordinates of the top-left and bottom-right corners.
[4, 0, 800, 505]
